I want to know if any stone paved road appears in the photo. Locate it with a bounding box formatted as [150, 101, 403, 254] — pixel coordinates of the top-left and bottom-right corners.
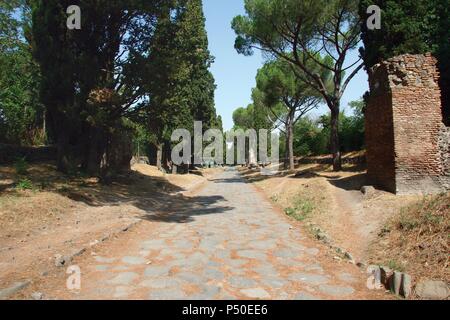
[44, 168, 378, 300]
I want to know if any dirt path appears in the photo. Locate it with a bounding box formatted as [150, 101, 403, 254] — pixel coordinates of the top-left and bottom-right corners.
[13, 168, 385, 300]
[327, 183, 368, 260]
[324, 174, 419, 263]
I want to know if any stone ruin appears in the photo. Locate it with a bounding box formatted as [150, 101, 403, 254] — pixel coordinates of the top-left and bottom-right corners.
[365, 53, 450, 195]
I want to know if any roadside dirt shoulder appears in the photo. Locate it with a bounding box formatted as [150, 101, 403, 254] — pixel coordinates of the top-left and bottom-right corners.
[0, 163, 221, 298]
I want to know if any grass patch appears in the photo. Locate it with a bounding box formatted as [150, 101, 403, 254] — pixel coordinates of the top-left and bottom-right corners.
[15, 178, 35, 191]
[283, 195, 316, 221]
[370, 193, 449, 281]
[386, 260, 405, 272]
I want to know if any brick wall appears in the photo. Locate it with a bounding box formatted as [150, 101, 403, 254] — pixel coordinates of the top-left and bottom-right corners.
[365, 65, 396, 192]
[366, 53, 449, 195]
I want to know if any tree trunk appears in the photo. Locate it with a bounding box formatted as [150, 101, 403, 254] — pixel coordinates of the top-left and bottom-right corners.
[54, 112, 76, 174]
[163, 143, 171, 172]
[330, 105, 342, 171]
[56, 132, 71, 173]
[156, 143, 163, 170]
[283, 134, 288, 170]
[42, 109, 47, 145]
[83, 127, 107, 176]
[287, 119, 295, 171]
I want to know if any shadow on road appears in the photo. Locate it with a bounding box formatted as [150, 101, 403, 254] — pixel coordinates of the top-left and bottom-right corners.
[139, 194, 234, 223]
[326, 173, 367, 191]
[0, 162, 235, 223]
[208, 177, 245, 184]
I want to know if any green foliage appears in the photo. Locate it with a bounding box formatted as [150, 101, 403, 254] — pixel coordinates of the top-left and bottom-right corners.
[232, 0, 361, 93]
[284, 196, 315, 221]
[251, 88, 273, 132]
[29, 1, 177, 173]
[292, 117, 329, 156]
[148, 0, 217, 144]
[232, 105, 255, 130]
[16, 178, 34, 190]
[124, 117, 157, 157]
[235, 98, 365, 158]
[144, 0, 220, 169]
[359, 0, 444, 67]
[340, 100, 365, 152]
[232, 89, 274, 132]
[2, 0, 220, 175]
[212, 115, 223, 132]
[232, 0, 364, 170]
[0, 49, 42, 144]
[14, 157, 29, 175]
[360, 0, 449, 124]
[0, 1, 42, 145]
[279, 99, 366, 157]
[386, 260, 405, 272]
[255, 56, 328, 168]
[318, 99, 366, 153]
[256, 56, 329, 109]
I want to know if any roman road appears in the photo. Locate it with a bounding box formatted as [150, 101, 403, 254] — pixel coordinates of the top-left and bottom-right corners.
[26, 168, 384, 300]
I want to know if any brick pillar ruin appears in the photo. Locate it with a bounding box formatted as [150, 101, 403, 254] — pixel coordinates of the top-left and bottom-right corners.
[366, 53, 450, 195]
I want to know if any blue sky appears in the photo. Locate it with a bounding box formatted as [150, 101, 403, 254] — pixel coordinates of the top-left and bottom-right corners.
[203, 0, 369, 130]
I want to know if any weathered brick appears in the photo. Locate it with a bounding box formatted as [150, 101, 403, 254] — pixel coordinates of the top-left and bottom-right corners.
[366, 53, 450, 195]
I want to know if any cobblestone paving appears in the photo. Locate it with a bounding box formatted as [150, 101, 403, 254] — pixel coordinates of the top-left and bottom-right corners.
[62, 168, 371, 300]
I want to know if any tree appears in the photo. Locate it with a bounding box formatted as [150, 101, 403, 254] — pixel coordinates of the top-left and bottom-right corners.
[30, 0, 79, 171]
[0, 0, 23, 52]
[359, 0, 449, 124]
[293, 117, 328, 156]
[317, 98, 365, 154]
[232, 0, 364, 171]
[343, 99, 365, 151]
[0, 1, 42, 145]
[250, 88, 273, 133]
[232, 93, 273, 133]
[359, 0, 440, 67]
[290, 99, 365, 158]
[256, 57, 325, 170]
[179, 0, 217, 130]
[147, 0, 217, 172]
[232, 105, 254, 130]
[146, 2, 180, 170]
[76, 1, 164, 176]
[30, 0, 163, 175]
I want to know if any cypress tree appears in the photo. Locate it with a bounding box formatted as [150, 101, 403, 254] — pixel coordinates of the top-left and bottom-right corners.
[147, 0, 218, 170]
[30, 0, 164, 174]
[30, 0, 79, 172]
[176, 0, 217, 130]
